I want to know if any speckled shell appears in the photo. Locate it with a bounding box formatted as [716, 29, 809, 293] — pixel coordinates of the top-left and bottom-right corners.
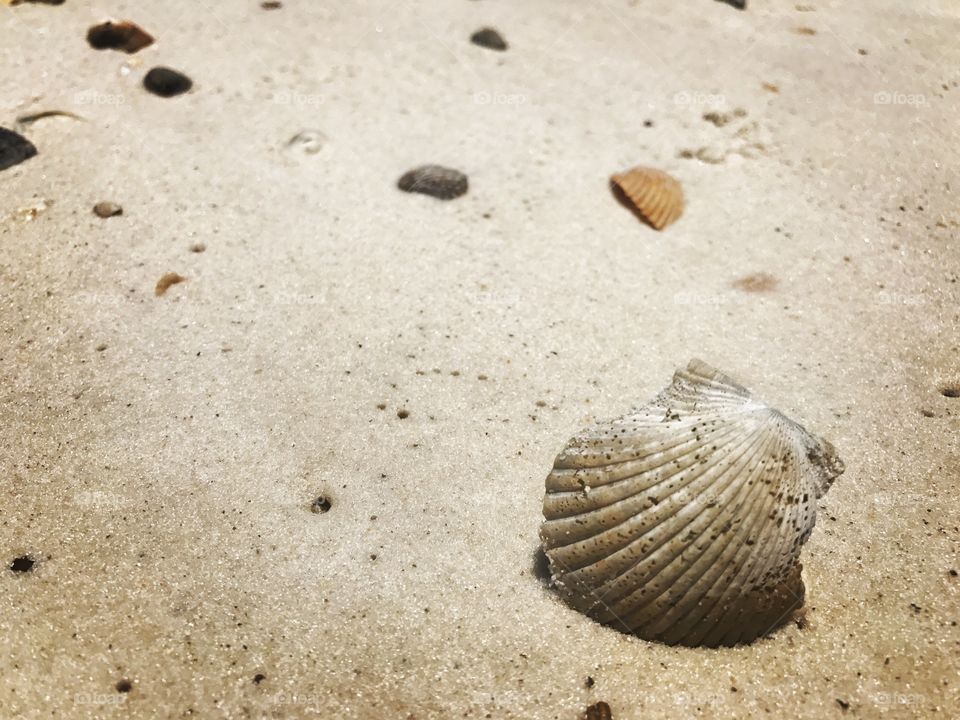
[540, 360, 844, 647]
[610, 166, 684, 230]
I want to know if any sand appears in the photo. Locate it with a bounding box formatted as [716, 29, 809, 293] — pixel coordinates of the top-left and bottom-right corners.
[1, 1, 958, 718]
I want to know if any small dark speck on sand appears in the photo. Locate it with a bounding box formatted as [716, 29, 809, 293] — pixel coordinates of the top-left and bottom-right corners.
[585, 676, 595, 688]
[0, 127, 38, 172]
[715, 0, 746, 8]
[397, 165, 468, 200]
[144, 67, 193, 97]
[261, 1, 282, 8]
[470, 27, 508, 51]
[253, 673, 266, 684]
[10, 556, 35, 573]
[116, 680, 132, 693]
[397, 409, 410, 419]
[836, 699, 850, 711]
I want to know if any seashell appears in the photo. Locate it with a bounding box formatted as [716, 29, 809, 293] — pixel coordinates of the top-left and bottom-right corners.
[155, 272, 186, 296]
[540, 359, 844, 647]
[609, 166, 684, 231]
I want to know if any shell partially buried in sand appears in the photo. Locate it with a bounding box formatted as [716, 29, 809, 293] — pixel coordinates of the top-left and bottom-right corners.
[610, 166, 684, 230]
[540, 360, 844, 647]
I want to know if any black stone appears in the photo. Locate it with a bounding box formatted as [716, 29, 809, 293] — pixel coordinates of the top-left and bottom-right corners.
[470, 27, 508, 51]
[87, 21, 154, 54]
[0, 127, 37, 171]
[10, 556, 35, 573]
[397, 165, 468, 200]
[143, 67, 193, 98]
[716, 0, 746, 8]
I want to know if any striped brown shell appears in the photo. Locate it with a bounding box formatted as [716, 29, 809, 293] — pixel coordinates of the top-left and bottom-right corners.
[540, 360, 844, 647]
[610, 166, 684, 230]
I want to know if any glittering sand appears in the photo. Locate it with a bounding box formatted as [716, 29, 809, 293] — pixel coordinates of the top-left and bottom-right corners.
[1, 1, 958, 718]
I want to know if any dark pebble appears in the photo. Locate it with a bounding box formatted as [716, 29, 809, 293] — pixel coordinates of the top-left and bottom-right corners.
[93, 201, 123, 218]
[397, 165, 468, 200]
[10, 556, 35, 573]
[87, 21, 154, 53]
[716, 0, 746, 8]
[0, 127, 38, 172]
[143, 67, 193, 98]
[261, 1, 282, 8]
[253, 673, 266, 684]
[115, 680, 132, 693]
[470, 27, 508, 51]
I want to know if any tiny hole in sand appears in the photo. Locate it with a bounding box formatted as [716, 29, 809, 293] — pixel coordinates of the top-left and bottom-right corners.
[310, 496, 332, 514]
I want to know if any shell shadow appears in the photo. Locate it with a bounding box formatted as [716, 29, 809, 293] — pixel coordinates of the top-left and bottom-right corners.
[531, 546, 552, 584]
[609, 179, 657, 230]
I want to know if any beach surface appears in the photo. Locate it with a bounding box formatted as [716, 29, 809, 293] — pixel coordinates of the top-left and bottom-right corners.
[1, 1, 958, 718]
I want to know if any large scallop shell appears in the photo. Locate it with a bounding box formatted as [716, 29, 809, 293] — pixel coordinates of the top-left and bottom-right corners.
[540, 360, 844, 647]
[610, 166, 684, 230]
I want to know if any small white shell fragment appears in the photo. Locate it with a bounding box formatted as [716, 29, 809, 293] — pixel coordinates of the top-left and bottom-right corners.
[540, 359, 844, 647]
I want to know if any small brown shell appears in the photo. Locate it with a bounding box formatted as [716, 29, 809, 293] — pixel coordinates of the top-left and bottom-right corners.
[610, 166, 684, 231]
[155, 272, 186, 296]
